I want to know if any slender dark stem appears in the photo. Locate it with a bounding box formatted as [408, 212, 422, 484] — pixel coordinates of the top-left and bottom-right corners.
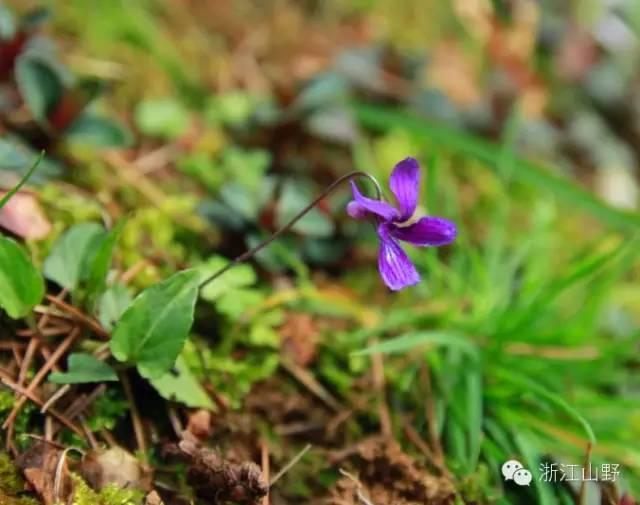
[199, 171, 383, 289]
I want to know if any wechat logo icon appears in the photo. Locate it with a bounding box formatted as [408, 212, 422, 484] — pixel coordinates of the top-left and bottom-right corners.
[502, 460, 532, 486]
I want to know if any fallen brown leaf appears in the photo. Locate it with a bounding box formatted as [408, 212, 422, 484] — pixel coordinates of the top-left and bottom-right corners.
[186, 409, 213, 441]
[279, 312, 319, 367]
[16, 442, 71, 505]
[145, 490, 165, 505]
[80, 446, 152, 492]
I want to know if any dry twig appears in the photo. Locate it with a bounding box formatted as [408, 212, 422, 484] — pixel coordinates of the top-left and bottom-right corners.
[0, 373, 83, 436]
[281, 360, 342, 412]
[120, 371, 148, 461]
[2, 328, 80, 432]
[269, 444, 312, 487]
[261, 440, 270, 505]
[45, 295, 108, 338]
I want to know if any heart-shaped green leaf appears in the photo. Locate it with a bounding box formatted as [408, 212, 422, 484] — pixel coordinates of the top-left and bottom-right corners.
[110, 269, 200, 379]
[0, 236, 44, 319]
[49, 353, 117, 384]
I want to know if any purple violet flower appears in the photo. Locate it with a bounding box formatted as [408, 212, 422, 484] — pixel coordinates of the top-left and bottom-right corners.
[347, 157, 457, 291]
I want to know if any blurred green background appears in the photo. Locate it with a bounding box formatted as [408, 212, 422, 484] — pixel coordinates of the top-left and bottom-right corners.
[1, 1, 639, 504]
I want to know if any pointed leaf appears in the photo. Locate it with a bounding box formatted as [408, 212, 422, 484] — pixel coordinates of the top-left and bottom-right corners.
[110, 269, 200, 379]
[0, 236, 44, 319]
[49, 353, 117, 384]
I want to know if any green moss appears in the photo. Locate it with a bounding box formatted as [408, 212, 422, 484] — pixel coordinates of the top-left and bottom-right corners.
[0, 452, 25, 495]
[70, 474, 144, 505]
[0, 391, 14, 413]
[0, 378, 39, 452]
[0, 452, 39, 505]
[85, 389, 128, 432]
[0, 493, 40, 505]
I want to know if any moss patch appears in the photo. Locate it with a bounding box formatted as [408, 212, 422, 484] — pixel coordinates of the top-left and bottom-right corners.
[0, 452, 39, 505]
[70, 474, 144, 505]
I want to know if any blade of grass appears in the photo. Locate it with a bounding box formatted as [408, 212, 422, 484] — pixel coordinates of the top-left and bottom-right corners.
[352, 330, 478, 358]
[503, 237, 636, 336]
[494, 368, 596, 444]
[0, 151, 43, 210]
[466, 365, 483, 469]
[513, 430, 558, 505]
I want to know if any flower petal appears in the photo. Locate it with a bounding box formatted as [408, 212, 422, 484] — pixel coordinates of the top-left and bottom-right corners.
[391, 216, 457, 246]
[347, 181, 399, 221]
[389, 157, 420, 222]
[377, 224, 420, 291]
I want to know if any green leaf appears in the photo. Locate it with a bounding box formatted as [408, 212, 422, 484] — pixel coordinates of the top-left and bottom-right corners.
[49, 353, 117, 384]
[199, 256, 256, 302]
[215, 288, 264, 319]
[0, 236, 44, 319]
[65, 114, 132, 147]
[15, 55, 63, 123]
[0, 4, 16, 42]
[98, 283, 132, 332]
[149, 355, 214, 409]
[110, 269, 200, 379]
[353, 331, 478, 358]
[354, 103, 640, 231]
[86, 221, 124, 302]
[134, 98, 190, 139]
[43, 222, 106, 291]
[0, 151, 42, 211]
[206, 91, 258, 127]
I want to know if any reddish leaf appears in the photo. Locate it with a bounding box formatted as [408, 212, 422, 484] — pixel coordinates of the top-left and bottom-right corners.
[0, 31, 28, 79]
[0, 191, 51, 239]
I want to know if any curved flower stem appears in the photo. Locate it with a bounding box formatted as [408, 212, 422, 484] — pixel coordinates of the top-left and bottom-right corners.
[199, 171, 383, 289]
